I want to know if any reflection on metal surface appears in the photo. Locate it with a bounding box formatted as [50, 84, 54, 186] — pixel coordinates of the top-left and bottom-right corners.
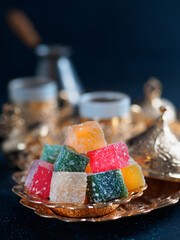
[131, 78, 176, 127]
[12, 170, 28, 184]
[12, 183, 146, 218]
[127, 107, 180, 181]
[142, 77, 176, 123]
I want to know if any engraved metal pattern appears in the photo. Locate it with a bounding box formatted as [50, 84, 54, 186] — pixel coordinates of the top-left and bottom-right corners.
[127, 108, 180, 181]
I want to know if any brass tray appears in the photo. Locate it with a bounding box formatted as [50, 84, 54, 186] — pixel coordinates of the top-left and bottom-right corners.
[12, 183, 146, 218]
[12, 171, 147, 220]
[17, 178, 180, 222]
[12, 172, 180, 222]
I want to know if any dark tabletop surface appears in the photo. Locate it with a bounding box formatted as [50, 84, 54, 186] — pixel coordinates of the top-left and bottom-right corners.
[1, 1, 180, 239]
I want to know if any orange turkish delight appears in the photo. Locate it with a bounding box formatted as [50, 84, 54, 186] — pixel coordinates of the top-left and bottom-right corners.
[67, 121, 107, 154]
[121, 158, 145, 191]
[85, 163, 92, 173]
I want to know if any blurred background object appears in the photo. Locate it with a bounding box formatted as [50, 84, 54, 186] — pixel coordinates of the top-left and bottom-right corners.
[0, 75, 77, 168]
[1, 1, 180, 110]
[6, 8, 84, 107]
[131, 77, 177, 127]
[1, 1, 180, 168]
[79, 91, 131, 143]
[8, 76, 58, 123]
[141, 77, 176, 123]
[6, 8, 41, 48]
[35, 44, 84, 106]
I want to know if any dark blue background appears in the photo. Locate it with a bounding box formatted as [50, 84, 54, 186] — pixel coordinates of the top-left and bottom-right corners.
[1, 1, 180, 107]
[0, 1, 180, 239]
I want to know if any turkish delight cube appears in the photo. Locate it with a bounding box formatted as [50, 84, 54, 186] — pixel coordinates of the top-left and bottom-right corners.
[25, 160, 53, 198]
[121, 158, 145, 191]
[49, 172, 87, 205]
[86, 169, 128, 203]
[67, 121, 107, 153]
[87, 142, 130, 173]
[40, 144, 62, 164]
[53, 145, 90, 172]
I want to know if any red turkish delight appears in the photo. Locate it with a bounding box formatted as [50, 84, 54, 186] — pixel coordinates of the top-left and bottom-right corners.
[25, 160, 53, 198]
[87, 142, 130, 173]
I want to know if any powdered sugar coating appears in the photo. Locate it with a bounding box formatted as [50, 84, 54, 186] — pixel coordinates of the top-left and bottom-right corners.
[87, 142, 130, 173]
[128, 157, 136, 166]
[54, 145, 90, 172]
[25, 160, 53, 198]
[50, 172, 87, 205]
[86, 169, 128, 203]
[121, 159, 145, 191]
[40, 144, 62, 164]
[67, 121, 107, 154]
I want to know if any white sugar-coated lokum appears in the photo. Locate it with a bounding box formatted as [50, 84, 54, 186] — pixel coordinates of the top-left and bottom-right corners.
[50, 172, 87, 205]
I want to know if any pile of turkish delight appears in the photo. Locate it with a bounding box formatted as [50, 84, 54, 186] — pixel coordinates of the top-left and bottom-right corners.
[25, 121, 145, 205]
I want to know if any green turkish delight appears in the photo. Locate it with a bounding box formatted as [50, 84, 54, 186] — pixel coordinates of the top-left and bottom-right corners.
[40, 144, 62, 164]
[54, 145, 90, 172]
[86, 169, 128, 203]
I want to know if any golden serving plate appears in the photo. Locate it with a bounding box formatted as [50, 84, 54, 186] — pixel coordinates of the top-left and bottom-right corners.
[12, 183, 146, 218]
[12, 171, 147, 219]
[12, 175, 180, 222]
